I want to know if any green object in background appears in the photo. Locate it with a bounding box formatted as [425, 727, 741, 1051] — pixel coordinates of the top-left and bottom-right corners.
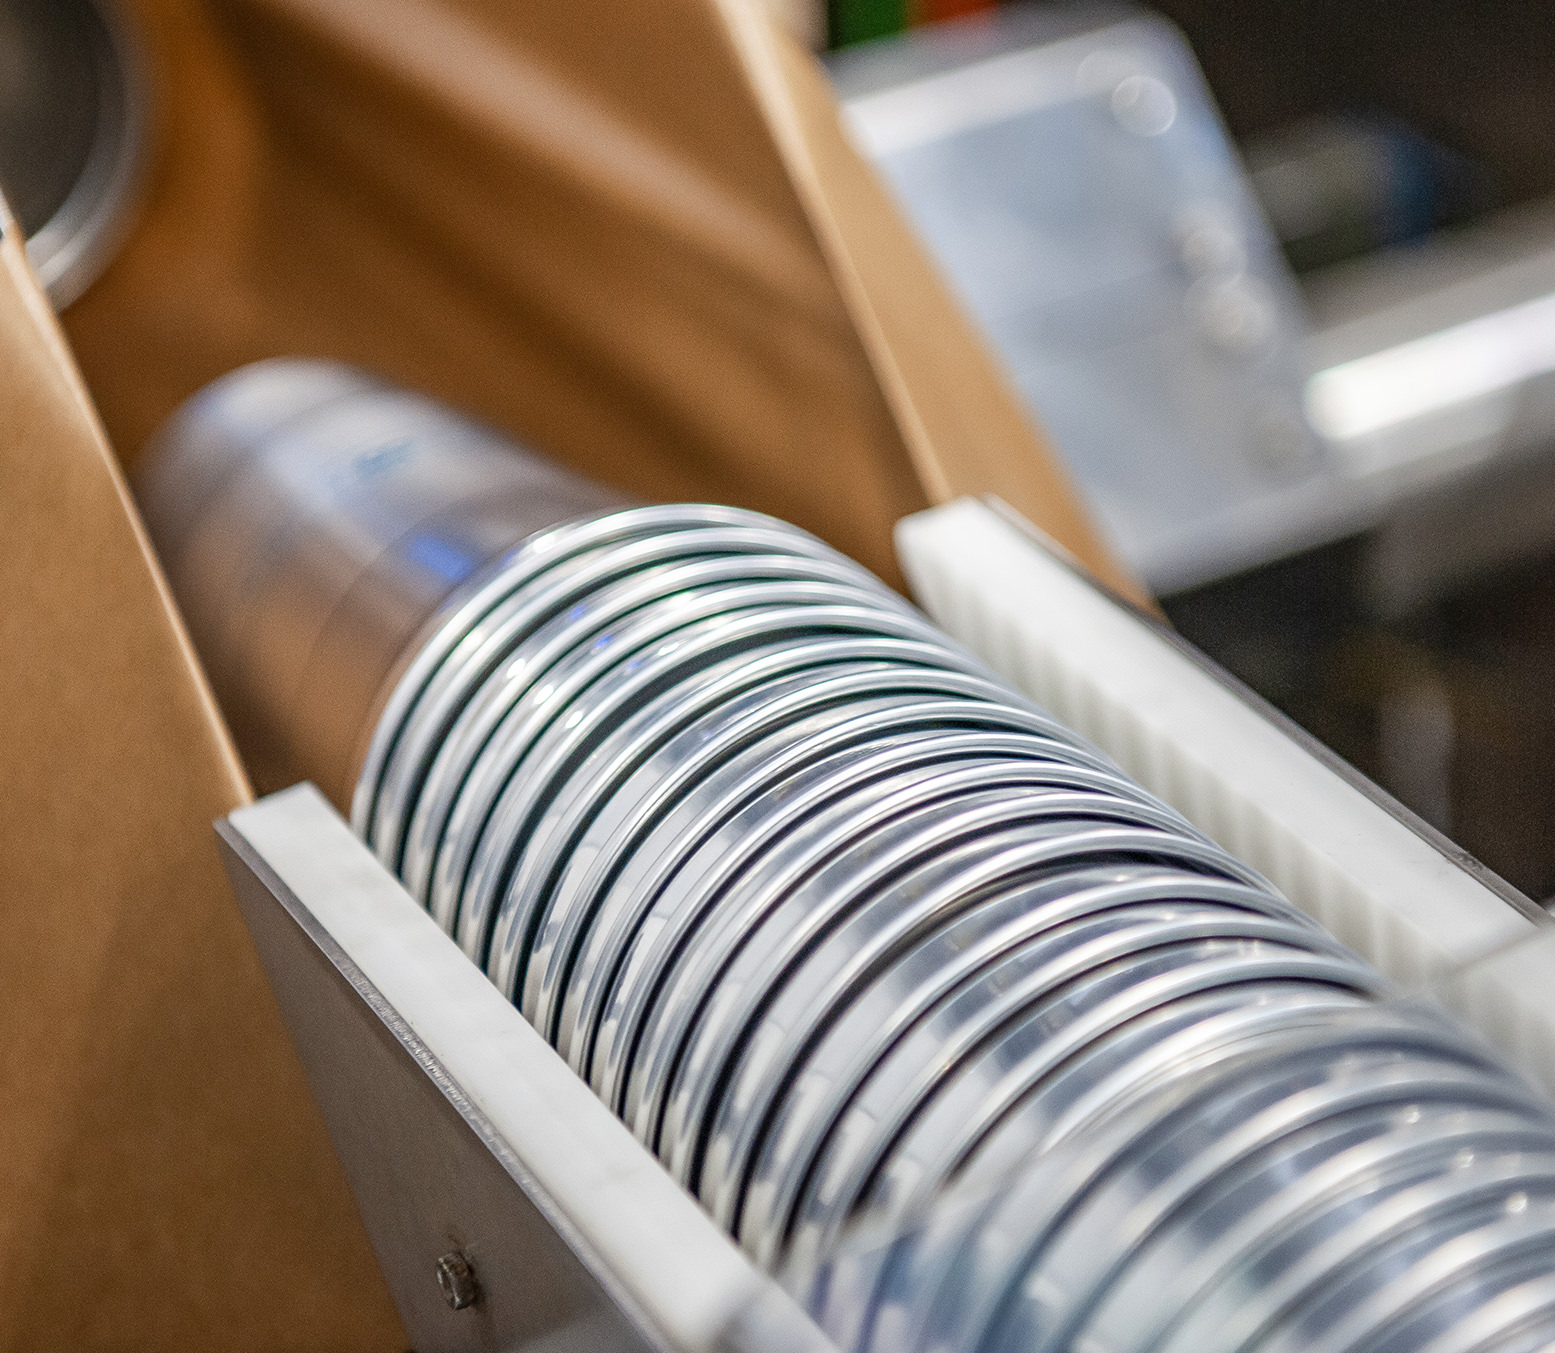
[830, 0, 907, 46]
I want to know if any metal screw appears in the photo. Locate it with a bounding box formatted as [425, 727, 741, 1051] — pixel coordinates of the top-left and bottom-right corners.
[435, 1251, 478, 1311]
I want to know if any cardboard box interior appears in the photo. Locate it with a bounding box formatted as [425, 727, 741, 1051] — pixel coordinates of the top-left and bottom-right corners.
[0, 221, 402, 1351]
[0, 0, 1137, 1347]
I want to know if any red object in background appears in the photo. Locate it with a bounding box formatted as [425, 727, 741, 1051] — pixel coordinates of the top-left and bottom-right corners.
[915, 0, 995, 21]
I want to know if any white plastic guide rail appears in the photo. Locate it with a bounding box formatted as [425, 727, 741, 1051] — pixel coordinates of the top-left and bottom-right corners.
[218, 785, 836, 1353]
[895, 496, 1555, 1093]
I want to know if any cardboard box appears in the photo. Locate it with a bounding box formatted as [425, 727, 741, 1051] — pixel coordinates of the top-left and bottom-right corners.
[63, 0, 1136, 600]
[0, 1, 1137, 1347]
[0, 223, 401, 1350]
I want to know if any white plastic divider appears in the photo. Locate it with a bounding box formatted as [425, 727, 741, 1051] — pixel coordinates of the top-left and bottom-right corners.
[227, 783, 826, 1353]
[895, 497, 1555, 1092]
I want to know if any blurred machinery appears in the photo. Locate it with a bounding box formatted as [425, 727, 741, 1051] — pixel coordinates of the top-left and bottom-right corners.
[830, 3, 1323, 592]
[829, 4, 1555, 605]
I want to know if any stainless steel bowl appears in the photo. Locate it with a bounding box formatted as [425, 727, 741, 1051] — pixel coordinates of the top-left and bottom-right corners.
[399, 568, 917, 907]
[356, 504, 784, 843]
[0, 0, 145, 305]
[587, 740, 1176, 1110]
[529, 678, 1102, 1050]
[379, 528, 891, 873]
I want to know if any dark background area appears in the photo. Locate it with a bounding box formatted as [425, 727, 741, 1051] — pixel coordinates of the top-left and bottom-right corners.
[1156, 1, 1555, 213]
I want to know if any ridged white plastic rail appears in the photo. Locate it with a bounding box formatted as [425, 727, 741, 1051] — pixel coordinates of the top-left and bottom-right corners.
[894, 496, 1555, 1092]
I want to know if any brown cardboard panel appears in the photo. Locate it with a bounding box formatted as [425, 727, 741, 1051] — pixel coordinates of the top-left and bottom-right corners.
[0, 227, 403, 1349]
[62, 0, 1144, 601]
[721, 2, 1145, 603]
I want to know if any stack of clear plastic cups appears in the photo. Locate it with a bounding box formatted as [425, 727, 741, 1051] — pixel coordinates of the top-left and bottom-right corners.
[139, 361, 1555, 1353]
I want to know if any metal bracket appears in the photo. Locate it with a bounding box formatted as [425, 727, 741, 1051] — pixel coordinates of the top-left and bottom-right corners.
[217, 783, 835, 1353]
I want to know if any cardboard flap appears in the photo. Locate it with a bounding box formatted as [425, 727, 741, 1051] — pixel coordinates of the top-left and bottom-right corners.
[65, 0, 1141, 599]
[721, 1, 1142, 600]
[0, 220, 402, 1349]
